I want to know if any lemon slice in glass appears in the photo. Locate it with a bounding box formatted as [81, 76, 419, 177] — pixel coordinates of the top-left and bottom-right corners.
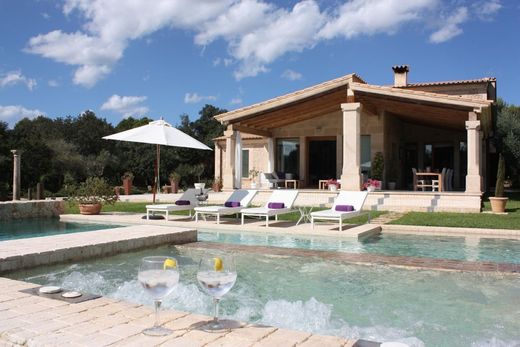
[163, 258, 177, 270]
[213, 257, 223, 271]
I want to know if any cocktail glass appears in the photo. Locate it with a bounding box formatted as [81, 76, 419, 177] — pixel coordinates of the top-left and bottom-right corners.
[138, 256, 179, 336]
[196, 254, 237, 330]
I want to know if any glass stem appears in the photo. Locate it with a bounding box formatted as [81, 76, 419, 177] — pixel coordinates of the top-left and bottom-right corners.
[154, 300, 162, 328]
[213, 298, 220, 322]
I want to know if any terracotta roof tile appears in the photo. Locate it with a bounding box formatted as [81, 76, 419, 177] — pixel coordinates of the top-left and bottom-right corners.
[215, 73, 365, 122]
[399, 77, 496, 88]
[351, 82, 492, 106]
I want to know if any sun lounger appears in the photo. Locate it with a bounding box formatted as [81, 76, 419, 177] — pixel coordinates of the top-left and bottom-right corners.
[195, 189, 258, 224]
[240, 190, 299, 227]
[310, 191, 368, 231]
[146, 188, 200, 220]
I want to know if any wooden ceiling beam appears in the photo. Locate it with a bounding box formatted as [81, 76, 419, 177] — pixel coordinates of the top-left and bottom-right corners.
[231, 124, 272, 137]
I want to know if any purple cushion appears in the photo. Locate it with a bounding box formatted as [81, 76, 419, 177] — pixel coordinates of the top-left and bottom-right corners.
[335, 205, 354, 212]
[224, 201, 241, 207]
[175, 200, 191, 206]
[268, 202, 285, 209]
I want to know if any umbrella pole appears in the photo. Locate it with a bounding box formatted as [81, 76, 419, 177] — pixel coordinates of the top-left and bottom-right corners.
[152, 144, 159, 204]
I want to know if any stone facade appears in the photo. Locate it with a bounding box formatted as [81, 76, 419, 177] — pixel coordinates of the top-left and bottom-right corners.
[0, 200, 65, 221]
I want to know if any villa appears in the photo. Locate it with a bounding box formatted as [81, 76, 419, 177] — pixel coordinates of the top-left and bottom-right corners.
[213, 65, 497, 213]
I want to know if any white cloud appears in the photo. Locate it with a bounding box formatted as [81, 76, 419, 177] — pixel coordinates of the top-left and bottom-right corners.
[27, 0, 231, 87]
[0, 105, 45, 126]
[230, 98, 243, 105]
[429, 7, 468, 43]
[231, 1, 326, 79]
[473, 0, 502, 20]
[48, 79, 59, 87]
[0, 70, 37, 91]
[26, 0, 489, 84]
[281, 69, 302, 81]
[184, 93, 217, 104]
[319, 0, 436, 40]
[101, 94, 149, 118]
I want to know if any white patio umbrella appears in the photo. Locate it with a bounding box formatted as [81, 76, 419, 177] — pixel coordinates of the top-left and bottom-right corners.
[103, 118, 211, 204]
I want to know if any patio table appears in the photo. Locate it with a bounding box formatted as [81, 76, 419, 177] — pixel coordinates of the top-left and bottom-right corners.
[296, 206, 313, 225]
[415, 172, 443, 191]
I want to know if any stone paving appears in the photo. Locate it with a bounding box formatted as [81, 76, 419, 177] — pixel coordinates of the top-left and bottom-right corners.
[0, 277, 357, 347]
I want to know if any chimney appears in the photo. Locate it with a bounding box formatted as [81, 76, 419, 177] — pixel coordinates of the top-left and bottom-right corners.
[392, 65, 409, 87]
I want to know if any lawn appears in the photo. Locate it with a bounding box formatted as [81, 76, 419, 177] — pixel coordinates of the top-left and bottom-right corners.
[65, 202, 383, 225]
[390, 192, 520, 230]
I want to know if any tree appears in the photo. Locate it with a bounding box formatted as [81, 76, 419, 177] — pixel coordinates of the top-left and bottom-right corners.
[494, 99, 520, 192]
[65, 110, 114, 156]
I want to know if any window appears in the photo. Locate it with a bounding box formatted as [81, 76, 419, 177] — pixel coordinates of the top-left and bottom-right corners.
[242, 150, 249, 178]
[361, 135, 371, 176]
[276, 138, 299, 176]
[424, 144, 433, 169]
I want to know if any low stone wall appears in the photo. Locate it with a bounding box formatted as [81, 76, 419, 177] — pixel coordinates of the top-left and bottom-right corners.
[0, 200, 65, 221]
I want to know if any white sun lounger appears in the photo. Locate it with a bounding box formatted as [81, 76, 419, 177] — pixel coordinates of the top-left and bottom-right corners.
[240, 190, 299, 227]
[146, 188, 200, 220]
[195, 189, 258, 224]
[310, 191, 368, 231]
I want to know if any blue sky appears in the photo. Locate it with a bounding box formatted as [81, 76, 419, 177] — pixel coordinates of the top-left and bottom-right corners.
[0, 0, 518, 128]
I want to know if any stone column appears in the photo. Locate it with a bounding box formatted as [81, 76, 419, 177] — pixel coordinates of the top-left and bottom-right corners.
[223, 129, 236, 190]
[11, 150, 20, 200]
[214, 143, 222, 180]
[299, 136, 306, 185]
[336, 134, 343, 179]
[340, 103, 362, 190]
[465, 120, 482, 193]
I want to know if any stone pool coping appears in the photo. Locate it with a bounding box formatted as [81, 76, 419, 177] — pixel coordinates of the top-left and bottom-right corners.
[382, 224, 520, 238]
[0, 277, 358, 347]
[0, 225, 196, 274]
[59, 213, 382, 240]
[59, 213, 520, 240]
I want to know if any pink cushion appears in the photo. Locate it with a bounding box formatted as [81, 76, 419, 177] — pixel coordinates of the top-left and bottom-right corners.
[268, 202, 285, 209]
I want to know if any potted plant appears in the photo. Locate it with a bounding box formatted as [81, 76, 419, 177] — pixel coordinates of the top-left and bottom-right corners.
[363, 178, 381, 192]
[489, 153, 508, 213]
[387, 162, 399, 190]
[68, 177, 117, 215]
[169, 171, 181, 193]
[249, 168, 260, 189]
[371, 152, 384, 190]
[121, 171, 134, 195]
[212, 176, 223, 192]
[192, 164, 205, 189]
[327, 178, 339, 191]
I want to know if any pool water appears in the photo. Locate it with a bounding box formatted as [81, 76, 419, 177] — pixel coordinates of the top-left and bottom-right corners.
[11, 245, 520, 347]
[0, 218, 123, 241]
[198, 230, 520, 264]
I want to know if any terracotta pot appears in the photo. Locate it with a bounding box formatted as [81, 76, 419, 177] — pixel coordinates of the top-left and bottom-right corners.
[489, 197, 508, 213]
[123, 178, 132, 195]
[170, 180, 179, 194]
[79, 203, 102, 215]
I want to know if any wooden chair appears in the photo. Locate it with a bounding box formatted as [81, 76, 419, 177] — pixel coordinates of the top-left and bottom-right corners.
[412, 168, 427, 191]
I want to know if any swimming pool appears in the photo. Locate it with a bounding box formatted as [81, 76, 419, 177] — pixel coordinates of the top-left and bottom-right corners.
[0, 218, 123, 241]
[198, 229, 520, 264]
[11, 245, 520, 346]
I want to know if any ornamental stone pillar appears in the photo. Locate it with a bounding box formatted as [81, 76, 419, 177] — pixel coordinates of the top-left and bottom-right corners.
[465, 119, 482, 193]
[11, 150, 20, 200]
[223, 129, 236, 190]
[340, 103, 362, 191]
